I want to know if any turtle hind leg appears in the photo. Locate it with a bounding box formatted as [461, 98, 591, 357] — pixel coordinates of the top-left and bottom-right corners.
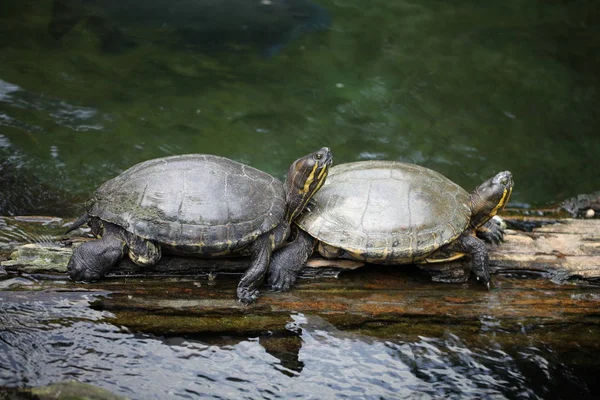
[68, 223, 127, 281]
[268, 228, 316, 292]
[455, 233, 491, 289]
[126, 232, 161, 267]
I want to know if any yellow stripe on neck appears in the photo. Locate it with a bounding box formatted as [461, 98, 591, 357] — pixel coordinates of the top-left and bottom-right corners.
[300, 162, 319, 195]
[489, 187, 511, 218]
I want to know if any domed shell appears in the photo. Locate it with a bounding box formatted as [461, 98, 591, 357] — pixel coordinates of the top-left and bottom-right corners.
[88, 154, 286, 254]
[297, 161, 471, 263]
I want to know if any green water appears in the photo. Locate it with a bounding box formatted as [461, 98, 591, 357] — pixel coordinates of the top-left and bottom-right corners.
[1, 0, 599, 216]
[2, 3, 600, 398]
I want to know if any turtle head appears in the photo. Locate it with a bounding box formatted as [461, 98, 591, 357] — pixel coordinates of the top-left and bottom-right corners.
[284, 147, 333, 222]
[468, 171, 513, 229]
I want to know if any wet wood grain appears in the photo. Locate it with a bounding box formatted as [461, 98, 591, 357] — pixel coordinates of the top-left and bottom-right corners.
[2, 217, 600, 337]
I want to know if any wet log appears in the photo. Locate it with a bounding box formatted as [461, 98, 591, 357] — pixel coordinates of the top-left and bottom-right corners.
[428, 218, 600, 284]
[2, 217, 600, 338]
[2, 217, 600, 282]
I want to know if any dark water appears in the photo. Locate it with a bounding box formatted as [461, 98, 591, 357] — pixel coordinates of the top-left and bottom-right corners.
[1, 287, 598, 400]
[1, 1, 600, 398]
[1, 0, 599, 215]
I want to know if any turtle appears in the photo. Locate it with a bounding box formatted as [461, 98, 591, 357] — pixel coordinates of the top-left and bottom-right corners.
[268, 161, 513, 291]
[66, 147, 333, 303]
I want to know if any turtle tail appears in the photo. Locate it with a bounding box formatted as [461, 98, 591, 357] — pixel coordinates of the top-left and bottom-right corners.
[65, 214, 90, 234]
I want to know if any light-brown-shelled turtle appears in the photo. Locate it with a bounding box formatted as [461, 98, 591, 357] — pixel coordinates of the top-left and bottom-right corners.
[269, 161, 513, 291]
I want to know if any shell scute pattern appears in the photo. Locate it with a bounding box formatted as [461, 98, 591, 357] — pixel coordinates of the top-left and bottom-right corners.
[89, 154, 285, 253]
[299, 161, 471, 262]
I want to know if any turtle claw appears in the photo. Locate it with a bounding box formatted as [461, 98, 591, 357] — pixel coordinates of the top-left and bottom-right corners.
[474, 273, 491, 291]
[67, 242, 118, 282]
[270, 278, 295, 293]
[268, 267, 298, 292]
[69, 269, 101, 282]
[237, 286, 259, 304]
[476, 217, 506, 245]
[67, 259, 93, 281]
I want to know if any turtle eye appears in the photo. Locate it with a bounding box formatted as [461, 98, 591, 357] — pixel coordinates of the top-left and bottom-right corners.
[500, 178, 508, 186]
[315, 153, 323, 160]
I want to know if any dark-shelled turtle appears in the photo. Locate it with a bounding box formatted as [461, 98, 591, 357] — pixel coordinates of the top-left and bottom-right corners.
[66, 148, 332, 303]
[269, 161, 513, 291]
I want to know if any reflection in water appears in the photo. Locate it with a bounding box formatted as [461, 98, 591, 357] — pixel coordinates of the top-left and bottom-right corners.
[0, 292, 597, 399]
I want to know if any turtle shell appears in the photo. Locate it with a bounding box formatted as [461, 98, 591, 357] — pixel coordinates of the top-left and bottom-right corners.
[297, 161, 471, 263]
[88, 154, 286, 254]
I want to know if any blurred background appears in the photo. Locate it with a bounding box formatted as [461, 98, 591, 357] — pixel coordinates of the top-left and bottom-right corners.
[1, 0, 598, 216]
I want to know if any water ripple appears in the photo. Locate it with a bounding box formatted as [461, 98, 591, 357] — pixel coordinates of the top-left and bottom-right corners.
[0, 79, 105, 133]
[0, 217, 65, 250]
[0, 295, 597, 399]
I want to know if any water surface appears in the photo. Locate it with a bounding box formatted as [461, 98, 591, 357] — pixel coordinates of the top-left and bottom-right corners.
[1, 0, 599, 214]
[1, 287, 598, 399]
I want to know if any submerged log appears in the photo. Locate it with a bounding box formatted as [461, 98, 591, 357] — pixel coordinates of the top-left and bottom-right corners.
[1, 216, 600, 337]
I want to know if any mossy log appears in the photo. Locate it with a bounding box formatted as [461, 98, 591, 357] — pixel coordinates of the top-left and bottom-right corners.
[2, 217, 600, 337]
[3, 218, 599, 282]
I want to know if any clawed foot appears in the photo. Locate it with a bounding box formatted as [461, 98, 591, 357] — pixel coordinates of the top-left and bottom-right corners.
[67, 232, 125, 282]
[268, 267, 298, 292]
[237, 285, 259, 304]
[473, 267, 491, 290]
[67, 255, 105, 282]
[477, 217, 505, 245]
[68, 264, 102, 282]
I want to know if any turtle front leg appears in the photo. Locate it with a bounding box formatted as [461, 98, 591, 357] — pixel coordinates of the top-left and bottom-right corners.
[268, 228, 317, 292]
[455, 233, 491, 289]
[237, 223, 290, 304]
[68, 226, 127, 281]
[237, 237, 272, 304]
[476, 217, 505, 244]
